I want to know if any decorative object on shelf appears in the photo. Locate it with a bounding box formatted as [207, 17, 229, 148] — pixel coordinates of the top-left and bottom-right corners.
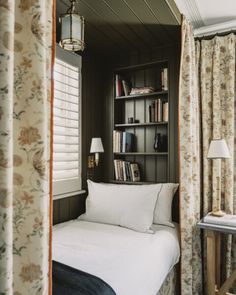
[153, 134, 168, 152]
[130, 86, 155, 95]
[154, 133, 162, 152]
[128, 117, 134, 123]
[59, 0, 85, 52]
[90, 138, 104, 166]
[207, 138, 230, 217]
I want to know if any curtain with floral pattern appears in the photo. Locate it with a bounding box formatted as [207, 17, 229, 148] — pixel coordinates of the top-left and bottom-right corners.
[197, 33, 236, 290]
[0, 1, 53, 294]
[180, 17, 236, 294]
[179, 17, 203, 295]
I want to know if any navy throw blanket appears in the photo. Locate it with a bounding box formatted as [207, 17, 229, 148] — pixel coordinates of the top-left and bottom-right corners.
[52, 260, 116, 295]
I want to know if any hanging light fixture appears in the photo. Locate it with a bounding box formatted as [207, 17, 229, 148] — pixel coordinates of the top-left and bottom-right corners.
[59, 0, 85, 52]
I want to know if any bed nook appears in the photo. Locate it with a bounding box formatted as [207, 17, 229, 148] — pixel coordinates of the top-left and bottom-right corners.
[53, 0, 181, 294]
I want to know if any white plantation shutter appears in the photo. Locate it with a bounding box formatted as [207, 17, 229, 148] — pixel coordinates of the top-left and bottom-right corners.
[53, 45, 82, 197]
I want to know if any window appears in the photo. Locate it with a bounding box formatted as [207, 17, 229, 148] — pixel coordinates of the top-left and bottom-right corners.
[53, 45, 82, 197]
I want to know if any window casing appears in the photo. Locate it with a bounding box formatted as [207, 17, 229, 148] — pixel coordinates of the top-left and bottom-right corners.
[53, 45, 82, 197]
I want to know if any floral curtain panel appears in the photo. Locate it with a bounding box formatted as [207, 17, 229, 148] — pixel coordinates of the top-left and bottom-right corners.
[179, 17, 236, 294]
[0, 1, 54, 294]
[179, 17, 202, 295]
[197, 33, 236, 287]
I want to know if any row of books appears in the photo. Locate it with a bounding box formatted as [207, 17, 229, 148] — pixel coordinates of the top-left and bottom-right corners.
[161, 68, 168, 91]
[114, 160, 140, 182]
[115, 75, 130, 97]
[148, 100, 168, 123]
[113, 131, 134, 153]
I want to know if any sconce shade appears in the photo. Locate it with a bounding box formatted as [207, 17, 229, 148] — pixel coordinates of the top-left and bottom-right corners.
[59, 1, 85, 52]
[207, 139, 230, 159]
[90, 138, 104, 153]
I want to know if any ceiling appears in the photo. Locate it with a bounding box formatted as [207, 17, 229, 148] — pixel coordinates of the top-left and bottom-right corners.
[174, 0, 236, 29]
[56, 0, 181, 55]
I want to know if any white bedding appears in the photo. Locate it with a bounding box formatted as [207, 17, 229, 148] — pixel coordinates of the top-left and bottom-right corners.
[53, 220, 180, 295]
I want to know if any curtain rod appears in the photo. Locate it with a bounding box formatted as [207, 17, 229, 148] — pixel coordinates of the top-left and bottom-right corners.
[194, 29, 236, 41]
[194, 20, 236, 40]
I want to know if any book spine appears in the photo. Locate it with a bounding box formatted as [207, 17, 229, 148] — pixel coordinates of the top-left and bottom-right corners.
[114, 160, 118, 180]
[163, 68, 168, 91]
[151, 101, 155, 123]
[158, 99, 162, 122]
[154, 99, 158, 122]
[148, 105, 152, 123]
[122, 161, 126, 181]
[122, 132, 126, 153]
[163, 102, 168, 122]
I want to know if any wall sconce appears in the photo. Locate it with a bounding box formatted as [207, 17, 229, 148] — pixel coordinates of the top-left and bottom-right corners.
[59, 0, 85, 52]
[90, 138, 104, 166]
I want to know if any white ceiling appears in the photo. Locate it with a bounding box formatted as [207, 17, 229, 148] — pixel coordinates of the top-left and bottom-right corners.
[174, 0, 236, 29]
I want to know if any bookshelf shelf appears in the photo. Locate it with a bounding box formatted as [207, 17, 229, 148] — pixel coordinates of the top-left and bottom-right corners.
[114, 152, 168, 156]
[115, 91, 168, 101]
[115, 122, 168, 128]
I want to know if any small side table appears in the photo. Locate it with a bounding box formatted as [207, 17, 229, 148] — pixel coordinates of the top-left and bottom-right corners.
[197, 219, 236, 295]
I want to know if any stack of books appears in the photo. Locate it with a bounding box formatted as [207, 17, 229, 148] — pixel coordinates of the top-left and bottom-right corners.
[148, 100, 168, 122]
[115, 75, 130, 97]
[114, 160, 140, 182]
[113, 131, 134, 153]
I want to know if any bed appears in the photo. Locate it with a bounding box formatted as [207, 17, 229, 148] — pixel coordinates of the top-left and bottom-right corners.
[52, 181, 180, 295]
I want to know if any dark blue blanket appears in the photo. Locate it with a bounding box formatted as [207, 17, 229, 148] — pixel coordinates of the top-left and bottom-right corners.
[52, 260, 116, 295]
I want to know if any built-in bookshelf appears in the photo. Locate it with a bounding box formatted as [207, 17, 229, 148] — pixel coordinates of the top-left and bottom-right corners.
[112, 60, 171, 184]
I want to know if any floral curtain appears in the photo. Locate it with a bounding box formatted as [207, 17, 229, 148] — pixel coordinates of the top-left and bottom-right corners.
[197, 33, 236, 288]
[179, 16, 236, 294]
[0, 1, 54, 294]
[179, 17, 203, 295]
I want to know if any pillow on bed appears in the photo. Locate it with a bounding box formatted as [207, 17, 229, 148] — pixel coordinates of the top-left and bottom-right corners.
[79, 180, 159, 233]
[153, 183, 179, 227]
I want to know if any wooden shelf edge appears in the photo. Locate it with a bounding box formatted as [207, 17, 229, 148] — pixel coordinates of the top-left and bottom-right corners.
[114, 60, 168, 72]
[115, 91, 168, 100]
[114, 152, 168, 156]
[115, 122, 168, 127]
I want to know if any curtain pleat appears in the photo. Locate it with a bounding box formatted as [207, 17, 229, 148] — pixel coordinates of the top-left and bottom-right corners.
[0, 1, 53, 294]
[179, 16, 203, 295]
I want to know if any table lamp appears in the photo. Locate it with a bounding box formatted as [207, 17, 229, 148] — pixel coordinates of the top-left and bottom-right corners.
[207, 139, 230, 217]
[90, 138, 104, 166]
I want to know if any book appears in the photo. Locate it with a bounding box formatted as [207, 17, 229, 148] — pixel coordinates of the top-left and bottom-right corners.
[151, 101, 155, 123]
[130, 163, 140, 182]
[115, 74, 122, 97]
[157, 99, 162, 122]
[163, 102, 168, 122]
[204, 214, 236, 227]
[122, 80, 130, 96]
[161, 68, 168, 91]
[148, 105, 152, 122]
[154, 99, 158, 122]
[122, 132, 133, 152]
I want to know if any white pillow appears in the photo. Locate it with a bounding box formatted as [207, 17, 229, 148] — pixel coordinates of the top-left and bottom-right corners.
[153, 183, 179, 227]
[79, 180, 159, 233]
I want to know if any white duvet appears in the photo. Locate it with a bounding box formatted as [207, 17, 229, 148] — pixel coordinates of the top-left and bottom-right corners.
[53, 220, 180, 295]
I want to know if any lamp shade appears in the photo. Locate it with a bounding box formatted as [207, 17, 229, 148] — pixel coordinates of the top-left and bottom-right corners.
[207, 139, 230, 159]
[90, 138, 104, 153]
